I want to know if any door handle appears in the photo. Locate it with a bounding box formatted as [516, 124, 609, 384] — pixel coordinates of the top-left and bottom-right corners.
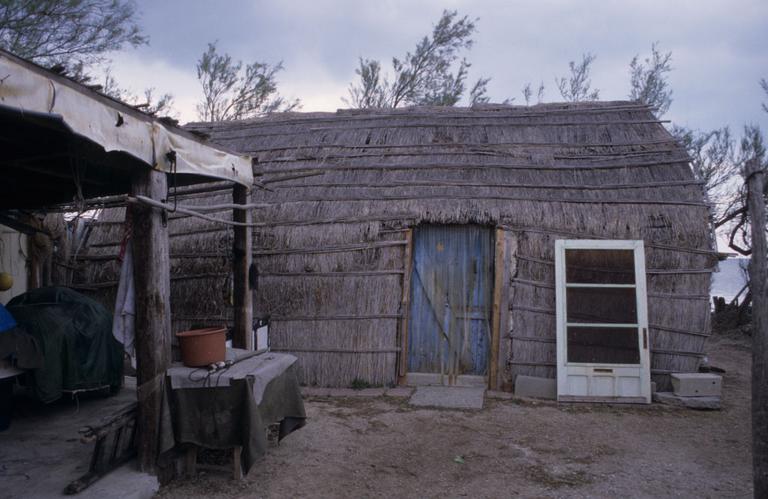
[642, 328, 648, 349]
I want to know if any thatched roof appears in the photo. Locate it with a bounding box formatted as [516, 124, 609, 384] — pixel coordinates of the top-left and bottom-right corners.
[78, 102, 715, 389]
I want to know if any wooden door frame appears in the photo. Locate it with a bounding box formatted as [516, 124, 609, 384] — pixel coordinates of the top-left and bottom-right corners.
[396, 225, 506, 389]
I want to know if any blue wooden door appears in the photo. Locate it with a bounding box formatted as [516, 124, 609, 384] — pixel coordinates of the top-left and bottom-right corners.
[407, 225, 493, 377]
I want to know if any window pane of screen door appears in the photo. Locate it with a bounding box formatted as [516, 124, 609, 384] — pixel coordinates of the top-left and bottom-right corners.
[567, 327, 640, 364]
[566, 287, 637, 324]
[565, 249, 636, 284]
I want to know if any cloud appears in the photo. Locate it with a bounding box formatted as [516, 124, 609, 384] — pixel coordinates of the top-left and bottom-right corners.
[116, 0, 767, 132]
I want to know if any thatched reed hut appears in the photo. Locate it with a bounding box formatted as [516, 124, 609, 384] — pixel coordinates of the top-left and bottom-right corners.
[76, 102, 715, 398]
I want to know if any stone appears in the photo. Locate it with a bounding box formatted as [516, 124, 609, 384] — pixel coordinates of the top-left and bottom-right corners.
[408, 386, 485, 410]
[653, 391, 721, 410]
[514, 375, 556, 400]
[671, 373, 722, 397]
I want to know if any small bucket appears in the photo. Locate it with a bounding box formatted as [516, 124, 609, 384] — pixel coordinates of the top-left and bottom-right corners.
[176, 327, 226, 367]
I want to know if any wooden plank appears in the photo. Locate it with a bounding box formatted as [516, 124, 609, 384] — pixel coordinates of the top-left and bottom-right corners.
[398, 229, 413, 381]
[233, 184, 253, 350]
[746, 158, 768, 497]
[130, 167, 171, 473]
[233, 447, 243, 480]
[489, 228, 505, 390]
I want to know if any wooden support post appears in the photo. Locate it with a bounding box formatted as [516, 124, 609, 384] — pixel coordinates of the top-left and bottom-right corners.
[130, 167, 171, 473]
[489, 228, 505, 390]
[398, 229, 413, 382]
[233, 184, 253, 350]
[747, 158, 768, 497]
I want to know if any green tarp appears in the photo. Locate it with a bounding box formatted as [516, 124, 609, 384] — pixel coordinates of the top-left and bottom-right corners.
[7, 287, 123, 403]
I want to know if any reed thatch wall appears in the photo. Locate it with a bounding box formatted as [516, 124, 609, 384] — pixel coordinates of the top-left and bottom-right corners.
[75, 102, 715, 390]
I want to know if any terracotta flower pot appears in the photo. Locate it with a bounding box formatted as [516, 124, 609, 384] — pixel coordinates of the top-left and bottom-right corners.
[176, 327, 226, 367]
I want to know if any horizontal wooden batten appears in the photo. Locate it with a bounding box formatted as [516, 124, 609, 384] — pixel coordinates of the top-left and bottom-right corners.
[511, 305, 709, 338]
[517, 255, 715, 275]
[272, 314, 401, 322]
[307, 119, 669, 132]
[190, 104, 654, 132]
[240, 138, 679, 155]
[512, 279, 709, 301]
[500, 225, 717, 256]
[272, 348, 400, 354]
[270, 179, 704, 191]
[253, 240, 407, 256]
[255, 157, 692, 176]
[256, 193, 707, 208]
[260, 270, 404, 277]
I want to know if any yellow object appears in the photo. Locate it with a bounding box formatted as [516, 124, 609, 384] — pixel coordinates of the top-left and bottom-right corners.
[0, 272, 12, 291]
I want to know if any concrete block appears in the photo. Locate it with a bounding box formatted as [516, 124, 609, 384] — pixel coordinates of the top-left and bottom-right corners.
[514, 375, 556, 400]
[671, 373, 722, 397]
[653, 391, 721, 410]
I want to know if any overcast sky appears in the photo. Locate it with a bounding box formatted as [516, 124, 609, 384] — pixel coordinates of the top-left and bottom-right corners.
[108, 0, 768, 133]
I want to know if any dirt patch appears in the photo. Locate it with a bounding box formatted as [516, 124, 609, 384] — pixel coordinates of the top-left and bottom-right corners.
[158, 333, 753, 498]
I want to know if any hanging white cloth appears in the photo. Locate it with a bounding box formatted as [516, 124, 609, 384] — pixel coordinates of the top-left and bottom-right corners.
[112, 243, 136, 368]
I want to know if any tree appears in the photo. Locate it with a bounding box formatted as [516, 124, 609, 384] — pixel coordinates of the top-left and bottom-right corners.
[0, 0, 146, 69]
[629, 43, 673, 116]
[100, 67, 175, 117]
[671, 125, 736, 218]
[346, 10, 491, 108]
[196, 42, 299, 122]
[555, 53, 600, 102]
[522, 81, 545, 105]
[716, 125, 767, 256]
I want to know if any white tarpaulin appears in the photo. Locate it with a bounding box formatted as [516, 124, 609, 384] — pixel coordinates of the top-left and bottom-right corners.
[0, 51, 252, 186]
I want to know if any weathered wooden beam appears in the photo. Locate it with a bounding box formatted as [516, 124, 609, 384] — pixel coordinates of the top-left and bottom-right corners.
[232, 184, 253, 350]
[398, 229, 413, 381]
[746, 158, 768, 497]
[130, 167, 171, 473]
[489, 228, 505, 390]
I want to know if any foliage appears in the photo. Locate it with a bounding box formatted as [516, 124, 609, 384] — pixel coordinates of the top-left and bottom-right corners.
[196, 42, 299, 121]
[0, 0, 146, 69]
[100, 67, 175, 117]
[671, 125, 736, 216]
[346, 10, 491, 108]
[522, 81, 545, 105]
[555, 53, 600, 102]
[629, 43, 673, 116]
[761, 78, 768, 114]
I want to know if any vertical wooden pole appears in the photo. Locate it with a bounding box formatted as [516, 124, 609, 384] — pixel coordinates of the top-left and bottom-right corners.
[397, 229, 413, 383]
[130, 167, 171, 473]
[232, 184, 253, 350]
[489, 228, 505, 390]
[747, 158, 768, 497]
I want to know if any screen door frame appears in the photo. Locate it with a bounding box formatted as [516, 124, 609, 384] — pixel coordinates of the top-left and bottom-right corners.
[555, 239, 651, 404]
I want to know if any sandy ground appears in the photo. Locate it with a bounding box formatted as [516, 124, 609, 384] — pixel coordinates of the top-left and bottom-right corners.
[158, 333, 753, 499]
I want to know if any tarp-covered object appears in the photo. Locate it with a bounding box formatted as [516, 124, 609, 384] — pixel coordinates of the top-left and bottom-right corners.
[7, 287, 123, 403]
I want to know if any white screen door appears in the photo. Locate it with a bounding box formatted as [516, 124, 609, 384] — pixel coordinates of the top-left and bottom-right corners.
[555, 240, 650, 403]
